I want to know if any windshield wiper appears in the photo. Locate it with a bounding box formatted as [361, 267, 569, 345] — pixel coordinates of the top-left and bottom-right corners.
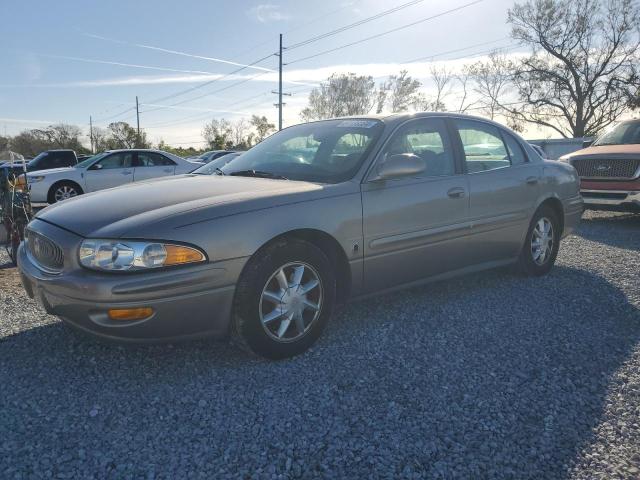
[228, 169, 288, 180]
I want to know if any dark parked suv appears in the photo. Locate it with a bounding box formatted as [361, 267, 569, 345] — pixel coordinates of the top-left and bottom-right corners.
[28, 150, 78, 171]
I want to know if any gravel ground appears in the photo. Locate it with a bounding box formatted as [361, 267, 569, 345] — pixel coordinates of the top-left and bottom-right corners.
[1, 210, 639, 479]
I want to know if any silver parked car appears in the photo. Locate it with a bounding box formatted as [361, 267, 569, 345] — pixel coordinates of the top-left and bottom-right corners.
[18, 113, 583, 359]
[24, 149, 203, 205]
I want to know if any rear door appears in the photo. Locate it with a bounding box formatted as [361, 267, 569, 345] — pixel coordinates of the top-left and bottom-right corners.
[84, 151, 134, 192]
[133, 152, 176, 182]
[450, 118, 541, 262]
[361, 117, 471, 293]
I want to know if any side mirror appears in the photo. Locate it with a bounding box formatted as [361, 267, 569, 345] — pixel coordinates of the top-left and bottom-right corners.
[89, 163, 103, 171]
[374, 153, 426, 181]
[582, 138, 594, 148]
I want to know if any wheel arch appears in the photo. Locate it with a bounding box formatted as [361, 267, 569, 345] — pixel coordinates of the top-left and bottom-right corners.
[248, 228, 352, 305]
[47, 179, 84, 203]
[535, 195, 565, 235]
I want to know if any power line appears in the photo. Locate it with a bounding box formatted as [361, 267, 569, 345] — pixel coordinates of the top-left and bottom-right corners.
[287, 0, 427, 50]
[286, 0, 484, 66]
[146, 53, 276, 106]
[403, 37, 511, 64]
[229, 0, 366, 59]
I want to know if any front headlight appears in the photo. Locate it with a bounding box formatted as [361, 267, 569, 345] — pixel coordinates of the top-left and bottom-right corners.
[27, 175, 46, 183]
[79, 239, 206, 271]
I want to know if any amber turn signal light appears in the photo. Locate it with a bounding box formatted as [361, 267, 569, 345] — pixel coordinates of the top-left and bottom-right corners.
[108, 307, 154, 321]
[164, 245, 206, 266]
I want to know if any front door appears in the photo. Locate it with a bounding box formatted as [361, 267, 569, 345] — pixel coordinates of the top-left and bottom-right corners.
[361, 117, 470, 293]
[84, 151, 134, 192]
[450, 118, 541, 263]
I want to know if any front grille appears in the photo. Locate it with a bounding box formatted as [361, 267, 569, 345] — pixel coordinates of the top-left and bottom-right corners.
[26, 229, 64, 273]
[571, 158, 640, 179]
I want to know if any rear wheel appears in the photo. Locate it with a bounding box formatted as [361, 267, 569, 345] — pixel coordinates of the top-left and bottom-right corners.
[232, 238, 336, 359]
[48, 181, 82, 204]
[518, 205, 561, 276]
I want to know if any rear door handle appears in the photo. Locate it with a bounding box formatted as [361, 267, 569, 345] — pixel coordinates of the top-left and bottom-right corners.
[163, 168, 173, 173]
[122, 170, 132, 175]
[526, 176, 539, 185]
[447, 187, 466, 199]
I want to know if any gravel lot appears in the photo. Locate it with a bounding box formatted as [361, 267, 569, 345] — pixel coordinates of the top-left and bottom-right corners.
[1, 210, 639, 479]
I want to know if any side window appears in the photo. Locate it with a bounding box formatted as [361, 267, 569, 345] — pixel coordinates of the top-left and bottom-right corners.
[454, 120, 510, 173]
[136, 152, 176, 167]
[382, 119, 455, 177]
[94, 152, 133, 170]
[503, 134, 528, 165]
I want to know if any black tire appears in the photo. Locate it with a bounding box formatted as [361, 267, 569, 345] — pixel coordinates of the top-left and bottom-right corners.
[232, 238, 336, 360]
[518, 205, 561, 276]
[47, 181, 83, 204]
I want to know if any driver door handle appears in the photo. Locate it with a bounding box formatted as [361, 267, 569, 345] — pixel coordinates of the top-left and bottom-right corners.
[122, 170, 132, 175]
[447, 187, 466, 199]
[526, 176, 539, 185]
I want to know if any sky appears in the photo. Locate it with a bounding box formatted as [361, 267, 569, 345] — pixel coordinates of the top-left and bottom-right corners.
[0, 0, 524, 147]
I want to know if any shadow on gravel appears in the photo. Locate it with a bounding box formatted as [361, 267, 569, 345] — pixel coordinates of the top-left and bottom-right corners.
[577, 211, 640, 250]
[2, 264, 639, 478]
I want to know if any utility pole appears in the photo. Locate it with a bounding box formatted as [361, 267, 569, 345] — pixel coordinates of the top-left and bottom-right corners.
[135, 96, 141, 147]
[89, 116, 94, 154]
[274, 34, 291, 131]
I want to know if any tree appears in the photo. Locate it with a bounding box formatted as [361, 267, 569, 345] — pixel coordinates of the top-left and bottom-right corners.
[250, 115, 276, 143]
[106, 122, 149, 149]
[383, 70, 423, 113]
[503, 0, 640, 137]
[202, 118, 232, 150]
[300, 73, 376, 121]
[466, 53, 513, 120]
[230, 119, 250, 149]
[91, 127, 109, 153]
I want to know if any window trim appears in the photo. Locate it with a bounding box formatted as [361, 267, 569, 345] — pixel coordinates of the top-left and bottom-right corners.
[364, 116, 459, 183]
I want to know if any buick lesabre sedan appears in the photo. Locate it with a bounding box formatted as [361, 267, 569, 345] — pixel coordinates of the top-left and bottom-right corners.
[18, 113, 583, 359]
[22, 149, 203, 205]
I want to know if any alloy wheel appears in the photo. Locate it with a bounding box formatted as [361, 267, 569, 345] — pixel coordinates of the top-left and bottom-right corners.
[531, 217, 554, 265]
[54, 186, 78, 202]
[259, 262, 323, 342]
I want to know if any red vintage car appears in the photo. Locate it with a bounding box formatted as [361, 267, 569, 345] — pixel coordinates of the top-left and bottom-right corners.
[560, 119, 640, 212]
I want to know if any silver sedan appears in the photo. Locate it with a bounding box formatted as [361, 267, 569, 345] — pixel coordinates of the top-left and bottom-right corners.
[18, 113, 583, 359]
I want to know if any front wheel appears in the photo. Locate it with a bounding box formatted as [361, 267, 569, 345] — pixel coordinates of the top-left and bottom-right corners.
[518, 205, 561, 276]
[48, 181, 82, 204]
[232, 238, 336, 359]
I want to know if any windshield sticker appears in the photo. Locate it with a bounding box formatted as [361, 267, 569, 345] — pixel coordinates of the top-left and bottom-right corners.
[337, 120, 378, 128]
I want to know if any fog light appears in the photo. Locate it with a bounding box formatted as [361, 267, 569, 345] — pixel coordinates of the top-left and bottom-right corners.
[107, 307, 154, 321]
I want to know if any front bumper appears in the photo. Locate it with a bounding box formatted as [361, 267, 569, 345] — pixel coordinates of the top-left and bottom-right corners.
[17, 220, 246, 342]
[581, 189, 640, 211]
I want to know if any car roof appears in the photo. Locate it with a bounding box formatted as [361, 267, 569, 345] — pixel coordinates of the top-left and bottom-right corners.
[299, 112, 522, 132]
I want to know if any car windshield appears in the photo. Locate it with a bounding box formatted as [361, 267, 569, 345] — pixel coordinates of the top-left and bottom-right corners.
[27, 152, 48, 167]
[593, 121, 640, 146]
[214, 119, 384, 183]
[76, 152, 109, 168]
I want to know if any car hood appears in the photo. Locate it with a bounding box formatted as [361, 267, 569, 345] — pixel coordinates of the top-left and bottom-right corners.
[561, 144, 640, 160]
[36, 174, 327, 238]
[27, 166, 76, 176]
